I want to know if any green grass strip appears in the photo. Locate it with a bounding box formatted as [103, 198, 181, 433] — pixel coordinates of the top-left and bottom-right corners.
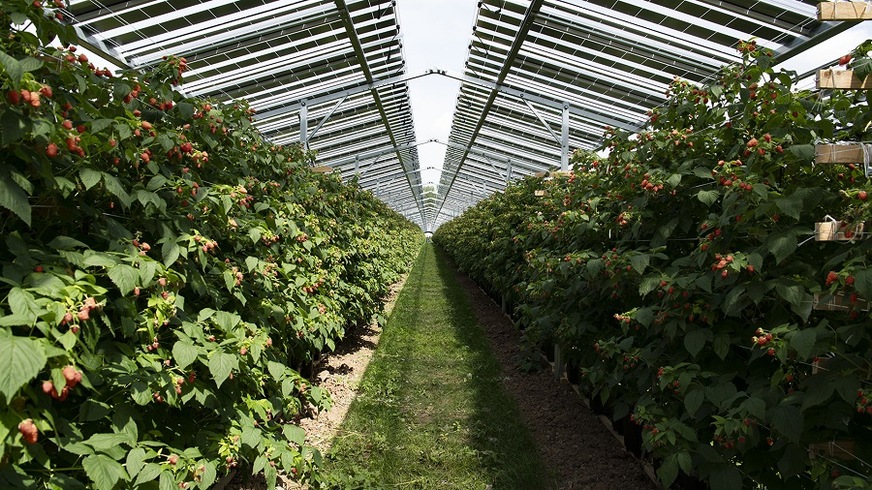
[325, 243, 551, 489]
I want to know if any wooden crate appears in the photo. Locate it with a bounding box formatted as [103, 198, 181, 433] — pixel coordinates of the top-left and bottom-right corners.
[815, 143, 869, 164]
[310, 165, 333, 174]
[815, 220, 865, 241]
[809, 440, 856, 460]
[817, 70, 872, 90]
[818, 2, 872, 20]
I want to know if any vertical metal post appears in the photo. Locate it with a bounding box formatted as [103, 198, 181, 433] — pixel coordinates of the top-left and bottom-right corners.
[354, 156, 360, 177]
[507, 159, 513, 183]
[299, 100, 308, 150]
[560, 102, 569, 171]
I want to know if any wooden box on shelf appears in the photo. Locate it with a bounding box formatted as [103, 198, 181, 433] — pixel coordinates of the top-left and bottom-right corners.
[808, 440, 857, 460]
[310, 166, 333, 174]
[817, 70, 872, 90]
[815, 220, 865, 241]
[815, 143, 870, 164]
[818, 2, 872, 21]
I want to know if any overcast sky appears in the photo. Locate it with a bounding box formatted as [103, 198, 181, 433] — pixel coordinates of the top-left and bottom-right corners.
[396, 0, 477, 187]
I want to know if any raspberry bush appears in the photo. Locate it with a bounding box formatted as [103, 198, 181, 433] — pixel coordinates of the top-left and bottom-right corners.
[0, 1, 420, 488]
[436, 40, 872, 489]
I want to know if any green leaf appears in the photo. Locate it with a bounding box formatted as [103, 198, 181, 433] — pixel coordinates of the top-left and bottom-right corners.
[267, 361, 286, 381]
[696, 189, 719, 206]
[252, 455, 268, 475]
[712, 333, 730, 360]
[18, 57, 43, 73]
[90, 118, 114, 134]
[684, 389, 704, 417]
[80, 168, 103, 191]
[200, 461, 217, 488]
[709, 463, 742, 490]
[159, 471, 175, 490]
[208, 352, 237, 389]
[133, 463, 161, 486]
[774, 281, 803, 307]
[657, 454, 679, 488]
[0, 336, 46, 401]
[634, 307, 654, 328]
[241, 426, 261, 448]
[0, 51, 23, 85]
[741, 397, 766, 419]
[245, 256, 259, 273]
[1, 109, 25, 146]
[676, 451, 692, 475]
[107, 264, 139, 296]
[85, 433, 132, 451]
[789, 328, 816, 360]
[172, 342, 199, 370]
[767, 231, 797, 264]
[102, 173, 132, 207]
[283, 424, 305, 445]
[0, 169, 31, 225]
[787, 144, 815, 161]
[770, 404, 803, 443]
[82, 454, 129, 490]
[775, 194, 803, 221]
[125, 448, 147, 478]
[853, 269, 872, 300]
[212, 311, 241, 331]
[684, 329, 706, 357]
[629, 254, 649, 274]
[162, 240, 180, 267]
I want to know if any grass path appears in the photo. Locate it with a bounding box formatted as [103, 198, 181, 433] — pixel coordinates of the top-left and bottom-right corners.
[325, 243, 551, 488]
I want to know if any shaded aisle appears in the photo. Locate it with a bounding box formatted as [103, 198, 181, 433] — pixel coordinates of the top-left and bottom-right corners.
[326, 243, 552, 488]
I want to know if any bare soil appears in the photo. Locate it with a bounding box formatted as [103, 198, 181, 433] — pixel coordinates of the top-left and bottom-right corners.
[452, 270, 657, 490]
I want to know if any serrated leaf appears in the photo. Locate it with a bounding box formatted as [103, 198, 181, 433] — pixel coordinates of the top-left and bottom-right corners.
[0, 51, 23, 85]
[684, 389, 704, 417]
[252, 455, 267, 475]
[657, 454, 679, 488]
[162, 240, 180, 267]
[676, 451, 692, 474]
[79, 168, 103, 190]
[172, 342, 199, 370]
[770, 404, 803, 443]
[789, 328, 816, 360]
[200, 461, 217, 488]
[283, 424, 305, 445]
[767, 232, 797, 264]
[0, 336, 46, 401]
[696, 189, 719, 206]
[82, 454, 129, 490]
[267, 361, 286, 381]
[241, 426, 261, 448]
[1, 109, 25, 146]
[133, 463, 161, 486]
[709, 463, 742, 490]
[634, 307, 654, 328]
[788, 144, 815, 161]
[159, 471, 175, 490]
[126, 448, 147, 478]
[0, 169, 31, 225]
[684, 329, 706, 357]
[209, 352, 237, 388]
[741, 397, 766, 419]
[107, 264, 138, 296]
[102, 173, 132, 207]
[629, 254, 649, 274]
[18, 57, 43, 73]
[245, 256, 259, 273]
[84, 433, 133, 451]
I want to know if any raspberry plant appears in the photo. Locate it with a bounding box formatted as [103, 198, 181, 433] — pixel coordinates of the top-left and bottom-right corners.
[436, 40, 872, 489]
[0, 1, 421, 488]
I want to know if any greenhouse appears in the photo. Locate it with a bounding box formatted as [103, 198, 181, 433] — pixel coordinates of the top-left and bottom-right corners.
[1, 0, 872, 488]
